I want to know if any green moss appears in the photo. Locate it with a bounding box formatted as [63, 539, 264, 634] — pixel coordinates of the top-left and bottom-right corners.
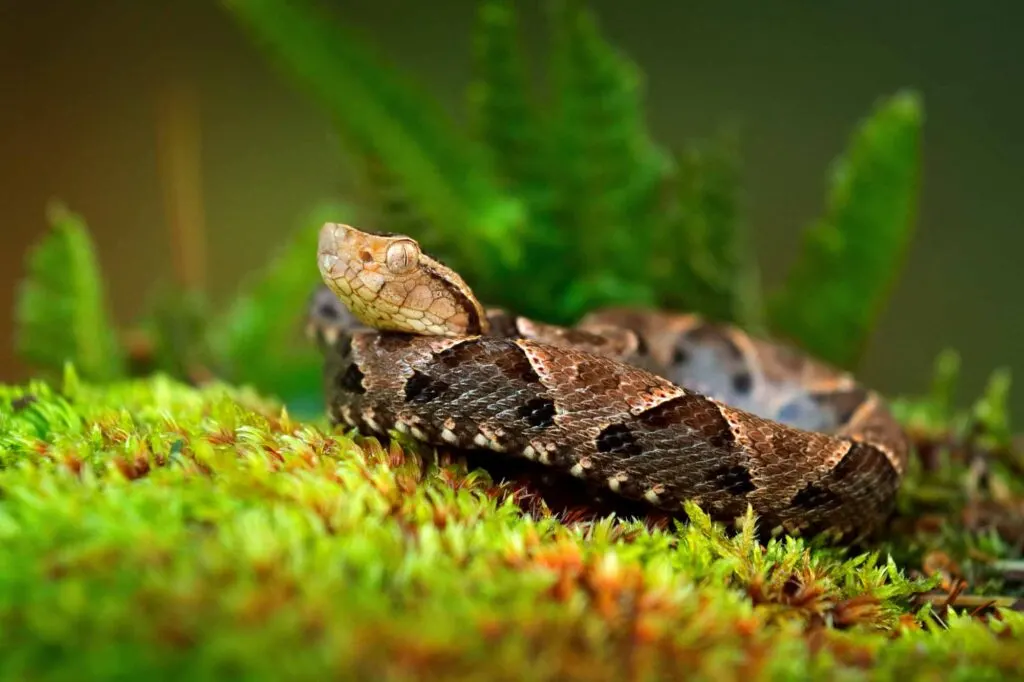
[0, 369, 1020, 680]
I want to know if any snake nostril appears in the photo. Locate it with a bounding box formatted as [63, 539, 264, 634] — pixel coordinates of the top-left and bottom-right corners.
[359, 250, 374, 263]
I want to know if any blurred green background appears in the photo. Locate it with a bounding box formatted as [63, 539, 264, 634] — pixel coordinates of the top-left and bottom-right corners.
[2, 0, 1021, 419]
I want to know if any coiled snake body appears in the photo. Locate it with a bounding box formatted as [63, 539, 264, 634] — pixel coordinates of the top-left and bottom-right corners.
[309, 223, 908, 541]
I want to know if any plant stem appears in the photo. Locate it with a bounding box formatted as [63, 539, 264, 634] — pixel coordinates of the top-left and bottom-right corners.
[155, 78, 207, 293]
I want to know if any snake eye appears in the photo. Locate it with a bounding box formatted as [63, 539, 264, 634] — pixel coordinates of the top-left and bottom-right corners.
[384, 239, 419, 274]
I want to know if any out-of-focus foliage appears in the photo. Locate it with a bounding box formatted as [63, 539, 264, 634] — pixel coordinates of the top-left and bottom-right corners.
[220, 0, 922, 371]
[219, 0, 526, 286]
[654, 129, 763, 330]
[883, 353, 1022, 601]
[14, 203, 125, 383]
[13, 0, 924, 406]
[541, 0, 671, 316]
[12, 202, 347, 415]
[769, 92, 922, 368]
[207, 202, 352, 407]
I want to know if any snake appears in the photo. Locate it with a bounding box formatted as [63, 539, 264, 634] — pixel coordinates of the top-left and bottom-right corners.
[307, 223, 909, 542]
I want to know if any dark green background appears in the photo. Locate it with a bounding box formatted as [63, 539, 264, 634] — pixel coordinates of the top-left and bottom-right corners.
[2, 0, 1021, 419]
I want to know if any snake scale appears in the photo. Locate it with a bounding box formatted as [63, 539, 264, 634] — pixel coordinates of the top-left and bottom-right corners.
[308, 223, 909, 541]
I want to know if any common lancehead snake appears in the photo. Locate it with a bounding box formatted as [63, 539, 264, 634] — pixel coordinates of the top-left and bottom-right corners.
[307, 223, 909, 542]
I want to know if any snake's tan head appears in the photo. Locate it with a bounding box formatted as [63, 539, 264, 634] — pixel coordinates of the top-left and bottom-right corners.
[317, 222, 487, 337]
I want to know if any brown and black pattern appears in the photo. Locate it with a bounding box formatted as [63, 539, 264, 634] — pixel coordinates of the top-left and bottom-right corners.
[309, 224, 910, 543]
[308, 284, 905, 542]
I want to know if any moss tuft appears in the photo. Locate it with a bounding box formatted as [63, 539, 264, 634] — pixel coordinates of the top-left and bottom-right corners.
[0, 371, 1020, 680]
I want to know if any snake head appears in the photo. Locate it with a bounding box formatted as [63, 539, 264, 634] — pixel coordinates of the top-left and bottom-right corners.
[317, 222, 487, 337]
[318, 222, 419, 289]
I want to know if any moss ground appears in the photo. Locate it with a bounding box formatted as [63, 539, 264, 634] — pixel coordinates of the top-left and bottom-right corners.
[0, 368, 1021, 681]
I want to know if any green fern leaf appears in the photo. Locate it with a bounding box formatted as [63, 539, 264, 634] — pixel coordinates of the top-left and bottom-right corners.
[547, 0, 670, 312]
[220, 0, 524, 282]
[466, 0, 580, 320]
[768, 90, 923, 369]
[14, 203, 125, 382]
[654, 130, 763, 329]
[469, 0, 546, 204]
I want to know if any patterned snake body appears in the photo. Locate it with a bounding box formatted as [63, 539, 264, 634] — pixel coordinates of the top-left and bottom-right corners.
[310, 224, 909, 541]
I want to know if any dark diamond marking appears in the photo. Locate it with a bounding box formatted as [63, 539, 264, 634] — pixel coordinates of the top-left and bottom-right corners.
[596, 423, 643, 457]
[517, 397, 556, 428]
[337, 363, 366, 394]
[377, 332, 417, 352]
[494, 345, 542, 384]
[686, 324, 743, 358]
[833, 441, 899, 485]
[637, 396, 689, 428]
[562, 329, 607, 346]
[636, 395, 735, 449]
[404, 370, 449, 404]
[438, 339, 487, 368]
[818, 388, 870, 427]
[434, 339, 542, 384]
[709, 464, 756, 495]
[790, 482, 843, 510]
[731, 372, 753, 395]
[723, 339, 744, 359]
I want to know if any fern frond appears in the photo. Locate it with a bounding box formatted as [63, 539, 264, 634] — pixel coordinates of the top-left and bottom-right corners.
[220, 0, 525, 282]
[768, 90, 923, 369]
[14, 203, 125, 382]
[464, 0, 580, 320]
[654, 129, 763, 329]
[547, 0, 670, 314]
[469, 0, 546, 205]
